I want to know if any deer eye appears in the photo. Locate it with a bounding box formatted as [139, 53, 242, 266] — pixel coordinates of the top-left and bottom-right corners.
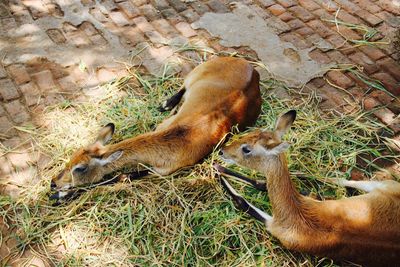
[241, 144, 252, 155]
[73, 164, 89, 174]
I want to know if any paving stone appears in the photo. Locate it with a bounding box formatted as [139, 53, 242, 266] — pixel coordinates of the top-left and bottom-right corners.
[152, 19, 179, 38]
[326, 33, 347, 48]
[309, 77, 326, 88]
[32, 70, 57, 92]
[276, 0, 297, 8]
[280, 32, 312, 49]
[22, 0, 48, 19]
[133, 16, 166, 44]
[140, 4, 161, 20]
[363, 96, 381, 110]
[326, 70, 354, 89]
[131, 0, 148, 6]
[316, 0, 338, 12]
[334, 0, 361, 14]
[377, 57, 400, 81]
[325, 50, 349, 64]
[0, 79, 20, 101]
[289, 5, 315, 22]
[312, 8, 334, 20]
[265, 16, 291, 33]
[348, 52, 379, 75]
[371, 72, 400, 96]
[359, 45, 386, 61]
[109, 11, 131, 26]
[161, 8, 183, 24]
[368, 90, 394, 106]
[334, 25, 361, 41]
[0, 2, 11, 17]
[207, 0, 229, 13]
[180, 9, 200, 23]
[122, 26, 146, 45]
[0, 156, 13, 176]
[306, 19, 333, 37]
[0, 116, 14, 135]
[57, 75, 79, 92]
[268, 4, 286, 16]
[376, 11, 400, 28]
[259, 0, 276, 8]
[373, 107, 396, 126]
[4, 100, 30, 124]
[279, 12, 295, 22]
[89, 34, 108, 46]
[152, 0, 170, 10]
[309, 49, 331, 64]
[357, 10, 383, 26]
[68, 31, 92, 47]
[19, 82, 40, 106]
[288, 19, 306, 31]
[7, 65, 30, 85]
[355, 0, 382, 13]
[175, 21, 197, 37]
[0, 67, 7, 78]
[89, 7, 109, 22]
[118, 1, 140, 18]
[46, 29, 66, 44]
[168, 0, 187, 12]
[337, 10, 361, 24]
[298, 0, 321, 11]
[79, 21, 99, 36]
[191, 2, 210, 15]
[7, 151, 32, 169]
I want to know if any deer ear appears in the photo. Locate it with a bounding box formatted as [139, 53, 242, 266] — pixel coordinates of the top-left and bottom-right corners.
[92, 150, 123, 166]
[274, 110, 296, 139]
[95, 123, 115, 145]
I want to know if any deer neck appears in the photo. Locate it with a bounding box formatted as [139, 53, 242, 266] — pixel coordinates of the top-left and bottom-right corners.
[103, 132, 157, 171]
[101, 127, 190, 173]
[264, 154, 306, 225]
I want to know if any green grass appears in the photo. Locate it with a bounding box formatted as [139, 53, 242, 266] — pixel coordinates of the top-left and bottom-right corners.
[323, 8, 390, 48]
[0, 53, 397, 266]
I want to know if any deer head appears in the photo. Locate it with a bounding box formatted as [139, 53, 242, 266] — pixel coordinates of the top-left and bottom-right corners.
[219, 110, 296, 171]
[51, 123, 123, 190]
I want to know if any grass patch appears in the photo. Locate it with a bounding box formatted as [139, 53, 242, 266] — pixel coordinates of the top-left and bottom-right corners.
[0, 55, 397, 266]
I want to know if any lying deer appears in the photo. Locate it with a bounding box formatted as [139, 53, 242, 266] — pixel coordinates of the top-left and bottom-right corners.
[215, 110, 400, 266]
[51, 57, 262, 199]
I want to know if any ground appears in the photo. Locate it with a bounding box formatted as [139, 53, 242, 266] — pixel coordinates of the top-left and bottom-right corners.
[0, 0, 399, 266]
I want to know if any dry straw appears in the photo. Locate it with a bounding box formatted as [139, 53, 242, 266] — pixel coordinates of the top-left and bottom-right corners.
[0, 51, 397, 266]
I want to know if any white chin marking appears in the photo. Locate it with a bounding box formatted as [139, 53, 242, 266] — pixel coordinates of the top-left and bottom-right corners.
[221, 157, 237, 165]
[61, 185, 72, 191]
[57, 191, 70, 198]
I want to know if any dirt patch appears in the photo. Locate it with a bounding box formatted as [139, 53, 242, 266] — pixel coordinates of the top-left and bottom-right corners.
[192, 3, 334, 88]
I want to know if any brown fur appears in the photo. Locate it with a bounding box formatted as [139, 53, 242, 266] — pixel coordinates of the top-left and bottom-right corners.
[53, 57, 262, 189]
[220, 111, 400, 266]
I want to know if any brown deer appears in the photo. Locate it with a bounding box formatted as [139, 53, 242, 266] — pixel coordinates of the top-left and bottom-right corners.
[215, 110, 400, 266]
[51, 57, 262, 199]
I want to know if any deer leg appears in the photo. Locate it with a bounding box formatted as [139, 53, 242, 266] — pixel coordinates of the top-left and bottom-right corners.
[214, 164, 266, 191]
[327, 178, 400, 194]
[158, 88, 186, 112]
[220, 176, 273, 228]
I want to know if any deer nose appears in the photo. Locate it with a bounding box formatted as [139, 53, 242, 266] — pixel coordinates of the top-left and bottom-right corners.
[50, 180, 57, 190]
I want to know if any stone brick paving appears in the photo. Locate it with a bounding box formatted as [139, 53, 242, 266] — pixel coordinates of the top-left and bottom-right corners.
[0, 0, 399, 263]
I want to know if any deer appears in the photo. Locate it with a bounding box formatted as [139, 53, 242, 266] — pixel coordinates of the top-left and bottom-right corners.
[214, 110, 400, 266]
[50, 56, 262, 200]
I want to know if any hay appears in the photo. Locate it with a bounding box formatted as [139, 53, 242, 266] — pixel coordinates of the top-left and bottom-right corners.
[0, 53, 396, 266]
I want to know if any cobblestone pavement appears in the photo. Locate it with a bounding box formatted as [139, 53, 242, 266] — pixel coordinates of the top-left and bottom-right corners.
[0, 0, 399, 264]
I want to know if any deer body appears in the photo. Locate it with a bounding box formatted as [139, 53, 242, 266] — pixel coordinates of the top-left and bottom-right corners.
[52, 57, 261, 191]
[217, 111, 400, 266]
